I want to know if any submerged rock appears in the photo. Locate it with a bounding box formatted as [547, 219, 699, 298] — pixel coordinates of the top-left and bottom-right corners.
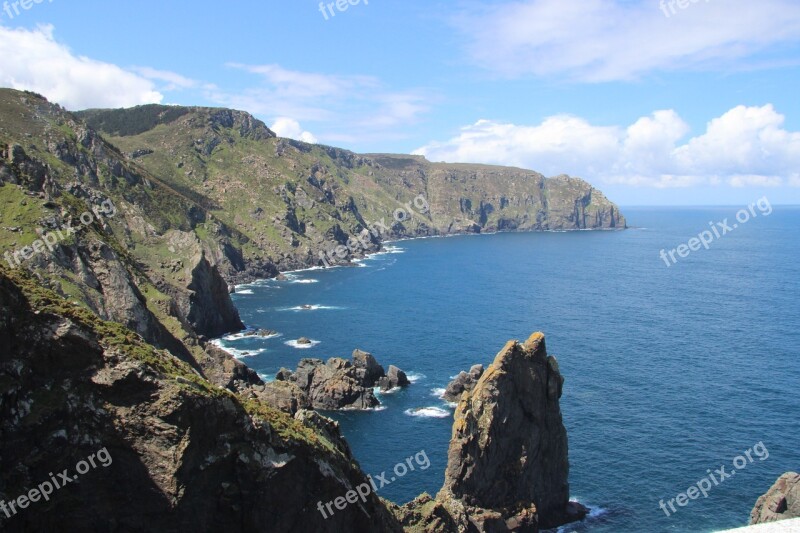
[751, 472, 800, 524]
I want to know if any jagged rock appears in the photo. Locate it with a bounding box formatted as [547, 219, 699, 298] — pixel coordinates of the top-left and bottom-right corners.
[750, 472, 800, 524]
[443, 364, 484, 402]
[275, 367, 294, 381]
[294, 409, 352, 455]
[352, 349, 386, 384]
[297, 337, 312, 345]
[280, 351, 408, 410]
[243, 328, 277, 338]
[397, 333, 584, 532]
[378, 365, 410, 391]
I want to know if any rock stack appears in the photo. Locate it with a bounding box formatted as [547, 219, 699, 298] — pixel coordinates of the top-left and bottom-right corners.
[396, 332, 586, 532]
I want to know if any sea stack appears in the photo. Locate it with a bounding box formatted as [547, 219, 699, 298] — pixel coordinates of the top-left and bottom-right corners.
[396, 332, 586, 532]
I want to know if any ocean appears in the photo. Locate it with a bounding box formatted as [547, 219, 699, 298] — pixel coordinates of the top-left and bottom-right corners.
[214, 206, 800, 532]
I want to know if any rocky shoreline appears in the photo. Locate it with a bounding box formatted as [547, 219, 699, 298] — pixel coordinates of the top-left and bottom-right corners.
[0, 89, 623, 532]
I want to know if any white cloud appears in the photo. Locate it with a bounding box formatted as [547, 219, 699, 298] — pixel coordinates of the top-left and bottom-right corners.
[414, 105, 800, 189]
[0, 25, 163, 109]
[209, 64, 431, 143]
[132, 66, 213, 92]
[270, 117, 318, 144]
[451, 0, 800, 81]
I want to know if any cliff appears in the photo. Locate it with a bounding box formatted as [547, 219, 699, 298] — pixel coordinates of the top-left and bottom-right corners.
[74, 101, 625, 281]
[0, 268, 402, 531]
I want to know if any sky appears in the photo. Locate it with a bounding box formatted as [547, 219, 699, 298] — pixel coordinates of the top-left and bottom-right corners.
[1, 0, 799, 205]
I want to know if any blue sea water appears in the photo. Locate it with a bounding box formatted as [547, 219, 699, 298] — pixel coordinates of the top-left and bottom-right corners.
[216, 206, 800, 533]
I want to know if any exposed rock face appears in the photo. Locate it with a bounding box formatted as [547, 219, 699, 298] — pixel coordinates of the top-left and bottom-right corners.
[397, 333, 584, 532]
[276, 350, 409, 410]
[751, 472, 800, 524]
[185, 252, 244, 338]
[353, 349, 386, 385]
[256, 380, 310, 415]
[0, 270, 402, 533]
[441, 333, 582, 530]
[443, 364, 484, 402]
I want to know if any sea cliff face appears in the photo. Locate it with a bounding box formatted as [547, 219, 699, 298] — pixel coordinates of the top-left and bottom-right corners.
[75, 102, 625, 281]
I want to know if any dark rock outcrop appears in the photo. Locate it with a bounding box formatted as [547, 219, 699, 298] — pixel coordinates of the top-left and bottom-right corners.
[275, 350, 409, 410]
[442, 364, 484, 402]
[353, 349, 386, 385]
[396, 333, 585, 532]
[750, 472, 800, 524]
[185, 252, 244, 338]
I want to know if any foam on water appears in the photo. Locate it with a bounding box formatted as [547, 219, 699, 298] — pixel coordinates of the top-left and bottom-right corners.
[284, 339, 321, 349]
[281, 304, 342, 312]
[404, 407, 451, 419]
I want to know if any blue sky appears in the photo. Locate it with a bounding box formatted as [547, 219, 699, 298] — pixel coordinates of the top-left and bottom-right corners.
[1, 0, 799, 205]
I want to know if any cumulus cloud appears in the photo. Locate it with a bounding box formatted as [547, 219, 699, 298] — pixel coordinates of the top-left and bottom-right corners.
[452, 0, 800, 81]
[270, 117, 318, 144]
[414, 105, 800, 188]
[0, 25, 163, 109]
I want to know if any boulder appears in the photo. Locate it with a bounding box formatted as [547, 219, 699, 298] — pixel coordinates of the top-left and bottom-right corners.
[285, 358, 379, 410]
[378, 365, 410, 391]
[750, 472, 800, 524]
